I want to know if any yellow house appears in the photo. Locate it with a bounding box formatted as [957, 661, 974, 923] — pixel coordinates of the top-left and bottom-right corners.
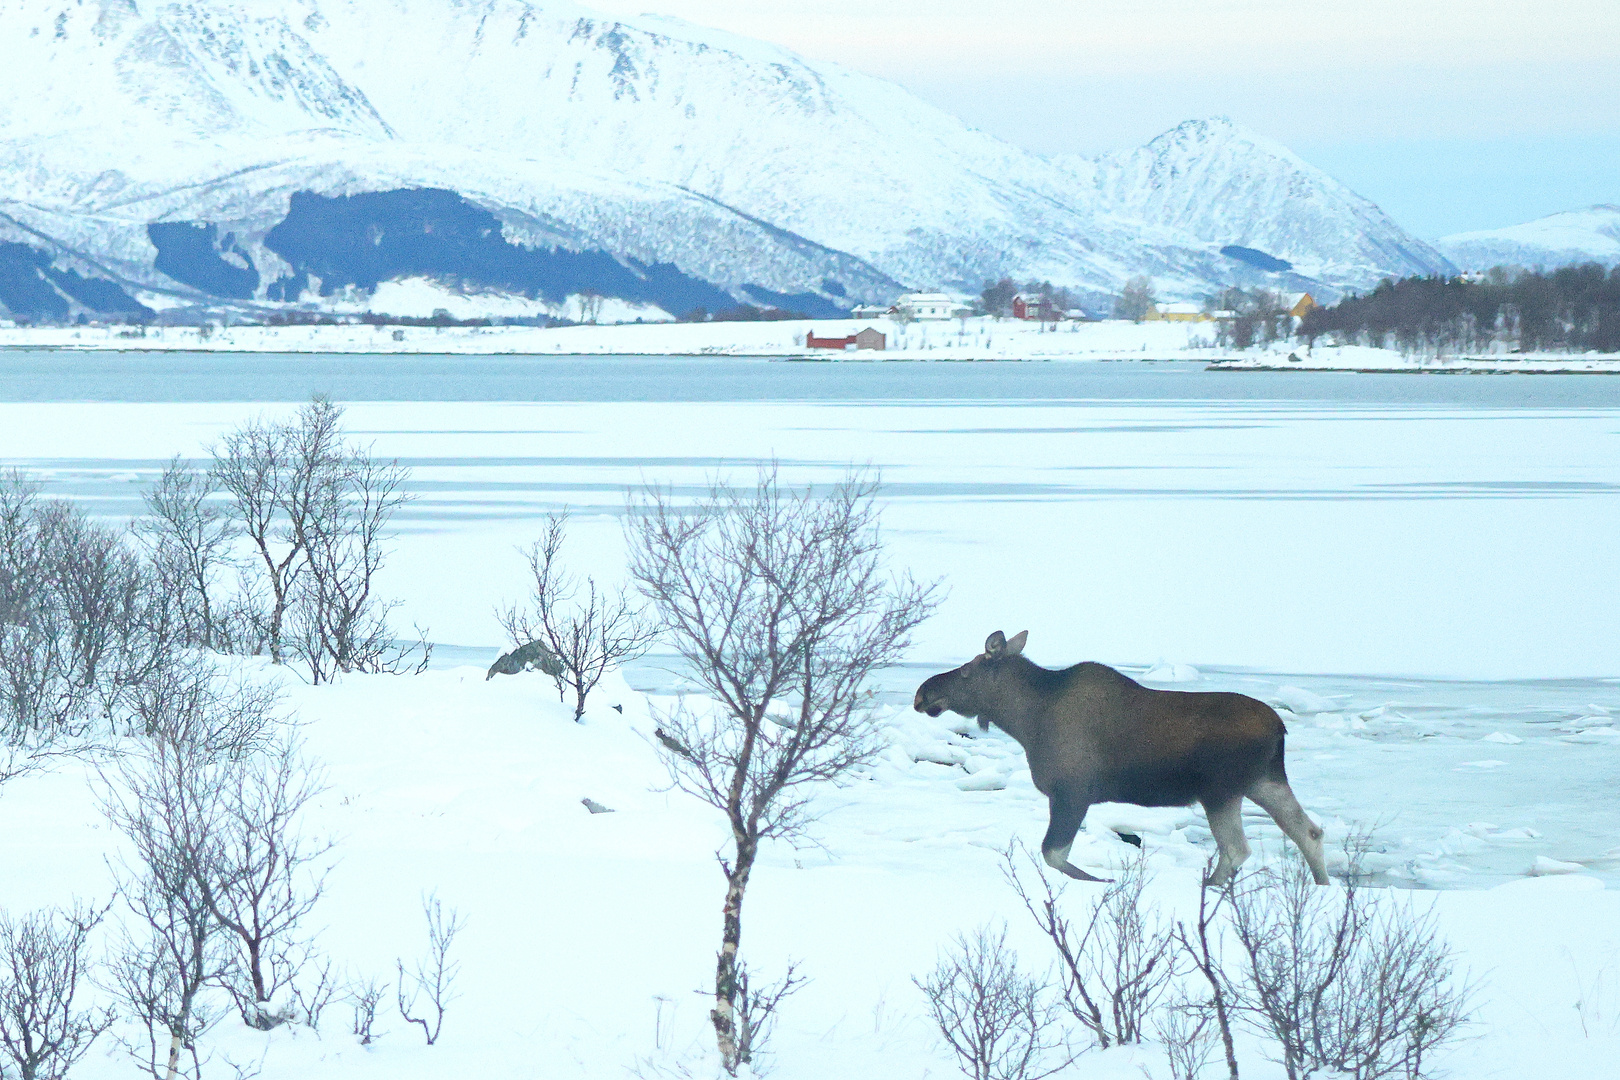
[1145, 302, 1211, 322]
[1283, 292, 1318, 318]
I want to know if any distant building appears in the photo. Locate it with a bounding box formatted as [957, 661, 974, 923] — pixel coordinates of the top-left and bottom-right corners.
[895, 293, 964, 320]
[806, 327, 886, 351]
[850, 304, 893, 319]
[1012, 293, 1062, 321]
[1145, 302, 1211, 322]
[1281, 292, 1319, 318]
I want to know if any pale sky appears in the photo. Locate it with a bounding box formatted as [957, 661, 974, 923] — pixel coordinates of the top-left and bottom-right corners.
[589, 0, 1620, 238]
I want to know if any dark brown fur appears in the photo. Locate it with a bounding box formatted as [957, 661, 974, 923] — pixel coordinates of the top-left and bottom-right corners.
[914, 631, 1329, 885]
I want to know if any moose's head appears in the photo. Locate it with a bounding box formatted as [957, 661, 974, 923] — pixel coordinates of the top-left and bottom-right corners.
[913, 630, 1029, 727]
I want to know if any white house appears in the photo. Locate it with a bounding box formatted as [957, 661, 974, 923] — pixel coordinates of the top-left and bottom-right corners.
[895, 292, 966, 320]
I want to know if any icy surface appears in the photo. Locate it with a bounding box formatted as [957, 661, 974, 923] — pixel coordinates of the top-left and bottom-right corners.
[1, 356, 1617, 1076]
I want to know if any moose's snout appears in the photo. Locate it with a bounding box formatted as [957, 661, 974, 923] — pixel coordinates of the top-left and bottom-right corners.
[913, 685, 944, 718]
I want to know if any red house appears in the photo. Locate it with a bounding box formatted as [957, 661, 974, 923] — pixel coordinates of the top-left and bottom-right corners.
[1012, 293, 1055, 321]
[806, 328, 886, 351]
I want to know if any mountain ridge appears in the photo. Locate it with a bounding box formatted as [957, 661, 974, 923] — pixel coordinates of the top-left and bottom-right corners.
[1438, 205, 1620, 272]
[0, 0, 1451, 322]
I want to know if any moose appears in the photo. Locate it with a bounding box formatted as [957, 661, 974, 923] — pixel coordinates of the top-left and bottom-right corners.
[914, 631, 1329, 886]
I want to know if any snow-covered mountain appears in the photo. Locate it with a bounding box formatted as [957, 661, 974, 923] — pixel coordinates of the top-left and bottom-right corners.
[0, 0, 1447, 322]
[1437, 206, 1620, 272]
[1075, 118, 1454, 290]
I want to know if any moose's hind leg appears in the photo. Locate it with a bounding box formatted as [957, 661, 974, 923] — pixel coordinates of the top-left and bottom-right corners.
[1041, 791, 1109, 883]
[1248, 777, 1330, 885]
[1202, 795, 1251, 886]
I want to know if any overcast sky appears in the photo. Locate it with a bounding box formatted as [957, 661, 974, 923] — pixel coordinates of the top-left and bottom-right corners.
[589, 0, 1620, 239]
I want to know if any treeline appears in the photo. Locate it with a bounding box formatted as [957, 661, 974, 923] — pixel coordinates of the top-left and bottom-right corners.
[1301, 263, 1620, 354]
[680, 303, 811, 322]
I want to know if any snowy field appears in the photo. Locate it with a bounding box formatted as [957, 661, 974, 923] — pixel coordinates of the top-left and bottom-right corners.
[6, 318, 1619, 372]
[1, 354, 1618, 1078]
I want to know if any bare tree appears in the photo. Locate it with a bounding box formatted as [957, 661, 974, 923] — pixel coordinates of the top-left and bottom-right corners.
[196, 738, 333, 1030]
[1228, 857, 1472, 1080]
[102, 730, 233, 1080]
[627, 468, 939, 1074]
[1002, 844, 1180, 1048]
[395, 893, 465, 1046]
[913, 923, 1072, 1080]
[134, 458, 237, 652]
[1114, 275, 1157, 322]
[498, 510, 655, 721]
[576, 290, 606, 325]
[0, 901, 116, 1080]
[212, 399, 424, 679]
[348, 977, 387, 1046]
[0, 472, 175, 785]
[289, 451, 425, 683]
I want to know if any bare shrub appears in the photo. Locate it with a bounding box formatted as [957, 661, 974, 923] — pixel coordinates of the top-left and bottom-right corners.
[348, 976, 387, 1045]
[396, 893, 465, 1046]
[135, 458, 238, 652]
[289, 451, 428, 683]
[124, 654, 279, 762]
[498, 510, 654, 721]
[1228, 858, 1473, 1080]
[913, 924, 1072, 1080]
[199, 738, 333, 1030]
[212, 397, 423, 679]
[0, 471, 175, 784]
[628, 468, 939, 1074]
[0, 900, 116, 1080]
[1002, 843, 1180, 1048]
[102, 732, 231, 1080]
[1172, 861, 1241, 1079]
[1154, 996, 1219, 1080]
[732, 960, 805, 1071]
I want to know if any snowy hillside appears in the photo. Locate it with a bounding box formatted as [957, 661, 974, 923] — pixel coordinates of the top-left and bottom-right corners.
[0, 0, 1446, 322]
[1438, 205, 1620, 271]
[1077, 118, 1454, 288]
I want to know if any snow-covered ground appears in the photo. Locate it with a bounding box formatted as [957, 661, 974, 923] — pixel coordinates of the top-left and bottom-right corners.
[1, 356, 1618, 1078]
[1214, 343, 1620, 374]
[0, 316, 1223, 359]
[7, 318, 1619, 371]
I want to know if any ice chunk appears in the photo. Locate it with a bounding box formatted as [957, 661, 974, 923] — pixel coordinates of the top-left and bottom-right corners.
[1481, 731, 1522, 744]
[955, 771, 1008, 792]
[1528, 856, 1586, 876]
[1273, 686, 1338, 715]
[1142, 662, 1200, 683]
[1455, 759, 1507, 769]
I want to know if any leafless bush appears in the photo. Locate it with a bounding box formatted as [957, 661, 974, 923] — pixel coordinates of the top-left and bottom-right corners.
[396, 893, 465, 1046]
[289, 452, 428, 683]
[348, 976, 387, 1045]
[1172, 861, 1241, 1079]
[199, 738, 333, 1030]
[1002, 843, 1180, 1048]
[913, 924, 1073, 1080]
[498, 510, 654, 721]
[628, 468, 939, 1074]
[102, 731, 231, 1080]
[134, 458, 238, 653]
[212, 398, 423, 679]
[1154, 996, 1219, 1080]
[732, 960, 805, 1071]
[124, 653, 279, 762]
[1228, 857, 1473, 1080]
[0, 900, 115, 1080]
[0, 471, 175, 785]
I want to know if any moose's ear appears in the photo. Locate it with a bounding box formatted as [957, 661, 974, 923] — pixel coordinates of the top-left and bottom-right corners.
[1005, 630, 1028, 656]
[984, 631, 1006, 656]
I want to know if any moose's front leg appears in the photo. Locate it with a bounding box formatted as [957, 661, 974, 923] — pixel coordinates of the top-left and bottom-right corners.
[1041, 788, 1110, 883]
